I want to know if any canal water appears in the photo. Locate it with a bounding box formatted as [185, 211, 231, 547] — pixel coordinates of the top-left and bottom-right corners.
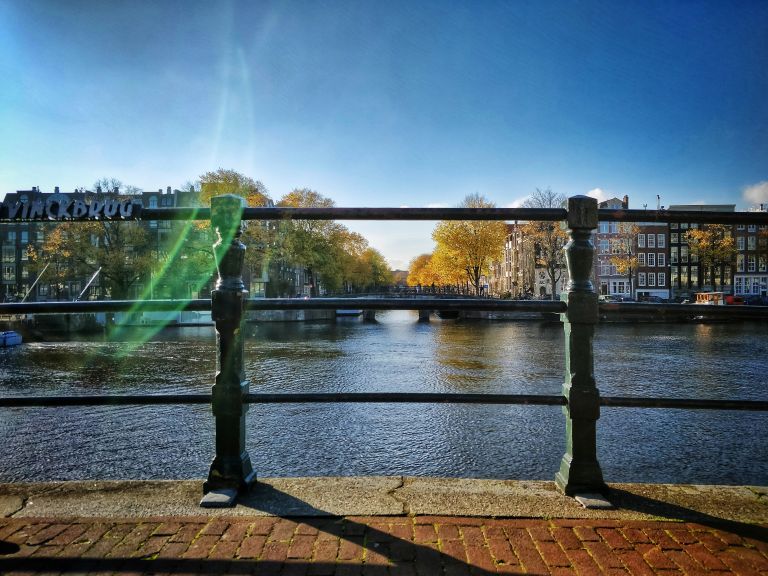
[1, 311, 766, 485]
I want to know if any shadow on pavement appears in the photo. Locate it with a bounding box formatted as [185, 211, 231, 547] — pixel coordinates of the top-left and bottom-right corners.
[608, 487, 768, 542]
[0, 484, 498, 574]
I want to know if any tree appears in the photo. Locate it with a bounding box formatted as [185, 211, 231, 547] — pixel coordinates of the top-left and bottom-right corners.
[520, 188, 568, 299]
[191, 169, 274, 295]
[407, 254, 436, 287]
[685, 224, 736, 290]
[609, 223, 639, 298]
[27, 225, 75, 300]
[432, 194, 507, 295]
[199, 169, 270, 207]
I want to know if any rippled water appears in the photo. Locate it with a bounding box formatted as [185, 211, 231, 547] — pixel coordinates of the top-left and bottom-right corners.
[1, 311, 766, 485]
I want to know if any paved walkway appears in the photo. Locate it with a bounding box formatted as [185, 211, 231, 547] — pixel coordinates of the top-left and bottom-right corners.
[1, 478, 767, 575]
[1, 515, 767, 574]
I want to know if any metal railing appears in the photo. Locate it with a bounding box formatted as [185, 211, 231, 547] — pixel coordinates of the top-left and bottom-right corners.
[1, 194, 767, 505]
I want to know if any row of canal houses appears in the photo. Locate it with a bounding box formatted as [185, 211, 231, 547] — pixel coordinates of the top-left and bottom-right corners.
[490, 196, 768, 301]
[0, 186, 314, 302]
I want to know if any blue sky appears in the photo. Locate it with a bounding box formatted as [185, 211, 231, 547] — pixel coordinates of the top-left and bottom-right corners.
[1, 0, 767, 269]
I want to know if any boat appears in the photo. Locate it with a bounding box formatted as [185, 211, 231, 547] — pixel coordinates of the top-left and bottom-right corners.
[0, 331, 22, 347]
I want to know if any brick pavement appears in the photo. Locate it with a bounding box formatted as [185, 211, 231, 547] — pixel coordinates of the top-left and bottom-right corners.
[0, 515, 766, 575]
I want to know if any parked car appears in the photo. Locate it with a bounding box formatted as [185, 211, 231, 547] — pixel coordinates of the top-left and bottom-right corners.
[638, 296, 668, 303]
[745, 295, 768, 306]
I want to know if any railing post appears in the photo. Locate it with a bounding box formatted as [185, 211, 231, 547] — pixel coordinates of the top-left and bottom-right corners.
[555, 195, 608, 496]
[201, 194, 256, 507]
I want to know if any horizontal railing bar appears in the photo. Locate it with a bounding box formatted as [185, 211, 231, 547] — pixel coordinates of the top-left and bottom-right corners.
[0, 299, 209, 314]
[600, 396, 768, 411]
[0, 394, 212, 407]
[3, 299, 767, 317]
[1, 393, 766, 410]
[5, 203, 762, 225]
[597, 208, 768, 225]
[137, 207, 567, 222]
[244, 298, 567, 312]
[244, 393, 568, 405]
[78, 206, 768, 224]
[0, 298, 567, 315]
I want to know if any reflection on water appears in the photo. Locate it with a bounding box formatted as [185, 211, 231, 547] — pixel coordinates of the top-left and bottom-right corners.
[0, 310, 766, 485]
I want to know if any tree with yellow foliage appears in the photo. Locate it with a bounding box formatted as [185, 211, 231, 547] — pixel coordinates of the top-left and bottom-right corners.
[431, 194, 507, 295]
[685, 224, 736, 290]
[609, 223, 640, 298]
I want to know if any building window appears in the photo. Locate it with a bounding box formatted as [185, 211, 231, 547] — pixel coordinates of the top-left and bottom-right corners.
[638, 273, 646, 286]
[638, 234, 645, 248]
[737, 237, 745, 250]
[658, 253, 665, 267]
[671, 233, 679, 244]
[600, 264, 610, 276]
[609, 222, 618, 234]
[599, 239, 609, 254]
[647, 253, 656, 267]
[748, 236, 756, 250]
[7, 231, 16, 242]
[748, 256, 756, 272]
[681, 223, 688, 229]
[670, 247, 678, 264]
[149, 196, 158, 209]
[637, 253, 645, 266]
[647, 234, 656, 248]
[748, 224, 756, 232]
[20, 231, 28, 243]
[648, 273, 656, 286]
[737, 254, 745, 272]
[36, 230, 44, 242]
[599, 222, 609, 233]
[657, 234, 665, 248]
[681, 246, 688, 263]
[2, 265, 14, 281]
[658, 272, 665, 287]
[760, 256, 767, 272]
[735, 277, 743, 294]
[2, 247, 14, 262]
[737, 224, 745, 230]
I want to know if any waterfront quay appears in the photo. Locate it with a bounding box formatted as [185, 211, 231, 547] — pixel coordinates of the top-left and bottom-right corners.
[1, 478, 767, 575]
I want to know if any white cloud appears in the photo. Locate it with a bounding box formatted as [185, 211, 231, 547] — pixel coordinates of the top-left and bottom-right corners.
[586, 188, 609, 203]
[504, 196, 529, 208]
[743, 181, 768, 205]
[425, 202, 449, 208]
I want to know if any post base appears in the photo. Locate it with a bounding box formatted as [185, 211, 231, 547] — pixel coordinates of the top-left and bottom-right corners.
[555, 454, 609, 496]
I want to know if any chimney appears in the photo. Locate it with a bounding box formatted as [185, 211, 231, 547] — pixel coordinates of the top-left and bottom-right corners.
[54, 186, 60, 193]
[96, 186, 102, 193]
[622, 195, 629, 209]
[167, 186, 171, 194]
[657, 195, 661, 210]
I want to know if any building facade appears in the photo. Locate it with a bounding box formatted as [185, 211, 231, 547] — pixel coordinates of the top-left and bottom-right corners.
[733, 205, 768, 297]
[668, 204, 735, 298]
[1, 186, 276, 302]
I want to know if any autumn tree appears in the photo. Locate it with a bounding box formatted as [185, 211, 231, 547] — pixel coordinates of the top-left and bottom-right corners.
[520, 188, 568, 299]
[431, 194, 507, 295]
[407, 254, 436, 287]
[27, 226, 76, 300]
[685, 224, 737, 290]
[609, 223, 640, 298]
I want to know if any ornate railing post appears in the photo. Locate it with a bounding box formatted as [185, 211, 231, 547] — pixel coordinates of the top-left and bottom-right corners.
[555, 195, 609, 496]
[201, 194, 256, 507]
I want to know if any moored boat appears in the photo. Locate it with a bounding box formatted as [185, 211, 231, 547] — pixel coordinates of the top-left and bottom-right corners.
[0, 331, 22, 347]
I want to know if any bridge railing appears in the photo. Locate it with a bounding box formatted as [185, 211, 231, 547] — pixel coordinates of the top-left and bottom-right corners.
[1, 194, 767, 506]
